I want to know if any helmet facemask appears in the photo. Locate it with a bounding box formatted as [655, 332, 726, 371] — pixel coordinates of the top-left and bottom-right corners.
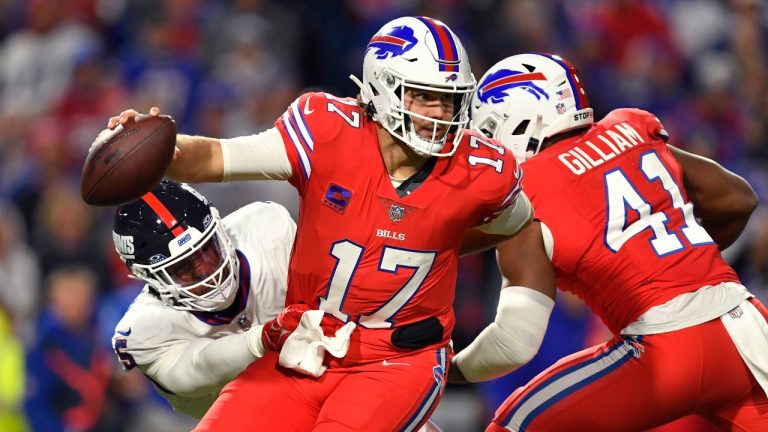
[129, 207, 239, 312]
[351, 16, 476, 157]
[377, 71, 474, 157]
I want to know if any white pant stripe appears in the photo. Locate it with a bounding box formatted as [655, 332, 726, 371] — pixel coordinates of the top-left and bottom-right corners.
[402, 348, 447, 432]
[504, 341, 635, 430]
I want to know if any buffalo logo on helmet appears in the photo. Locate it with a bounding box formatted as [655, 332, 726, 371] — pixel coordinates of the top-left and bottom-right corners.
[477, 69, 549, 104]
[367, 25, 418, 60]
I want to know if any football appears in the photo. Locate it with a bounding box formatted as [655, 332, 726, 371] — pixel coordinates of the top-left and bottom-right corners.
[81, 115, 177, 206]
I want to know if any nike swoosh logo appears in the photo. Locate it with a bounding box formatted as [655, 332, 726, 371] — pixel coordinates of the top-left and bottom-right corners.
[116, 327, 132, 337]
[382, 359, 411, 367]
[303, 97, 314, 115]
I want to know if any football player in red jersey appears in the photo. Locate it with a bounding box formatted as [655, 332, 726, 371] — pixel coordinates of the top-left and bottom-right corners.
[104, 17, 552, 432]
[458, 52, 767, 431]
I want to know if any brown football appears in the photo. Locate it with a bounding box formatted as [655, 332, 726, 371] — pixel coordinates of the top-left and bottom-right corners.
[81, 114, 176, 206]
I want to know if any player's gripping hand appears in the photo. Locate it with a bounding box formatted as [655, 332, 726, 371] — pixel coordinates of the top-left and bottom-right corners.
[245, 304, 340, 358]
[101, 107, 180, 160]
[107, 107, 161, 129]
[260, 304, 311, 352]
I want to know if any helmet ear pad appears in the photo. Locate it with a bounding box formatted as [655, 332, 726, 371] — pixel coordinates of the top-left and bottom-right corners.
[471, 53, 593, 163]
[352, 16, 477, 157]
[112, 180, 240, 312]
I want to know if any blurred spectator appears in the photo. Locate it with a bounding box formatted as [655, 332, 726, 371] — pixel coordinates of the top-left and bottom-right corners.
[733, 209, 768, 301]
[0, 1, 762, 430]
[24, 266, 112, 432]
[0, 305, 27, 432]
[31, 182, 111, 291]
[52, 51, 131, 159]
[202, 0, 302, 73]
[117, 11, 203, 132]
[0, 0, 100, 117]
[0, 200, 40, 342]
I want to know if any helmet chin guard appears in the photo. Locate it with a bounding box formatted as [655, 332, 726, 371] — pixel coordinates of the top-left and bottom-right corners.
[472, 52, 593, 163]
[351, 16, 476, 157]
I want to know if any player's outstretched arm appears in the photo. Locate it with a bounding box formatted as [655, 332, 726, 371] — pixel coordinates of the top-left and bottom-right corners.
[144, 330, 266, 397]
[450, 221, 556, 384]
[141, 304, 312, 397]
[107, 107, 225, 183]
[669, 145, 758, 249]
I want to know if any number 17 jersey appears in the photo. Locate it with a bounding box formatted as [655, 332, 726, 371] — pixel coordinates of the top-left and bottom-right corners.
[274, 92, 523, 352]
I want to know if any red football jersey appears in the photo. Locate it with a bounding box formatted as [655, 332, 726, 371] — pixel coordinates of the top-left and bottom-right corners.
[275, 92, 522, 347]
[522, 108, 740, 333]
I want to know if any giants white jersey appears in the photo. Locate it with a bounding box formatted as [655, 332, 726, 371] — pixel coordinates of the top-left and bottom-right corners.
[112, 202, 295, 418]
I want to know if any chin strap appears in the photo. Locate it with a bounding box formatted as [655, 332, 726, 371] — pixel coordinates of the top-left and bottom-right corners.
[526, 114, 545, 155]
[349, 74, 377, 119]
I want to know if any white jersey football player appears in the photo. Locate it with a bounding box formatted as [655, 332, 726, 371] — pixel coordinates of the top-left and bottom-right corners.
[111, 180, 295, 418]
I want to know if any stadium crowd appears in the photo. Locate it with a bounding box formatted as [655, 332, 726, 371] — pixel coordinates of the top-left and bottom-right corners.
[0, 0, 765, 431]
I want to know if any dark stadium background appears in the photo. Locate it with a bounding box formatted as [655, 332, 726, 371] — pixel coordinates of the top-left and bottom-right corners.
[0, 0, 765, 431]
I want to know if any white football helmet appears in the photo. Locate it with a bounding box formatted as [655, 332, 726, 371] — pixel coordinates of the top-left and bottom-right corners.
[471, 53, 593, 163]
[350, 16, 475, 157]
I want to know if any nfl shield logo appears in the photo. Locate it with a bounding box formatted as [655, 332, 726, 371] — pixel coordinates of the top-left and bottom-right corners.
[237, 315, 252, 330]
[389, 204, 405, 222]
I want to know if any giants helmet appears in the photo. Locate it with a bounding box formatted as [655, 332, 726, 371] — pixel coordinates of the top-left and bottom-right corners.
[112, 180, 239, 312]
[351, 16, 475, 157]
[471, 53, 593, 163]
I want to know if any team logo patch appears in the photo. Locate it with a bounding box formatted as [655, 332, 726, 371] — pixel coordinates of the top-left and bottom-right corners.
[237, 315, 252, 331]
[378, 197, 420, 222]
[149, 253, 167, 264]
[113, 233, 135, 258]
[445, 73, 458, 82]
[433, 364, 445, 386]
[323, 183, 353, 214]
[389, 204, 405, 222]
[177, 232, 192, 246]
[367, 25, 417, 60]
[477, 69, 549, 104]
[623, 337, 645, 358]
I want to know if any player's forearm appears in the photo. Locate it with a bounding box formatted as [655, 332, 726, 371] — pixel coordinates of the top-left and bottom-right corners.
[701, 217, 752, 250]
[452, 286, 553, 383]
[146, 328, 264, 397]
[219, 128, 293, 181]
[669, 145, 758, 246]
[694, 184, 757, 250]
[166, 134, 224, 183]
